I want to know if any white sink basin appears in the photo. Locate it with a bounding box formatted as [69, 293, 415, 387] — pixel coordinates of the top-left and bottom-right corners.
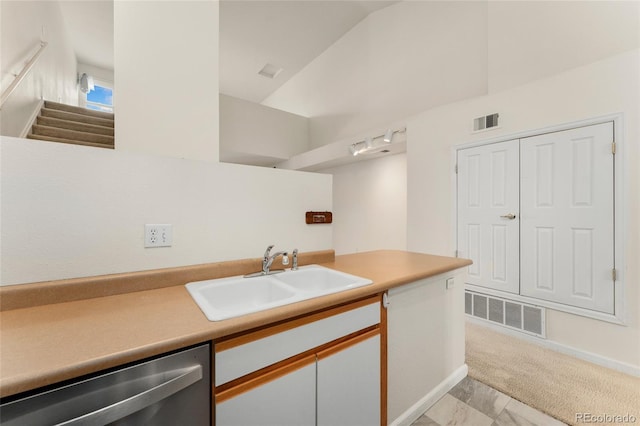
[274, 265, 372, 294]
[186, 265, 372, 321]
[186, 275, 297, 321]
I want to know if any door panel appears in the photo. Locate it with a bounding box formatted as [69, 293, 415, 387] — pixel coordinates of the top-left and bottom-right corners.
[216, 360, 316, 426]
[457, 140, 520, 293]
[520, 122, 614, 313]
[317, 334, 380, 426]
[492, 224, 507, 281]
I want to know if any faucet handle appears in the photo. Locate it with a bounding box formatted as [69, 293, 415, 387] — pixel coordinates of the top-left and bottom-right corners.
[263, 245, 275, 259]
[292, 248, 299, 270]
[282, 254, 290, 266]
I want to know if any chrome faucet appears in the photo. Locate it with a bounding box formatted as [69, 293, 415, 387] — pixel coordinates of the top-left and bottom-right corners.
[244, 245, 291, 278]
[262, 245, 289, 275]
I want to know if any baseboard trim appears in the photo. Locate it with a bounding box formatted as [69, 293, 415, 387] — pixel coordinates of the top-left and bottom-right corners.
[467, 318, 640, 377]
[19, 99, 44, 138]
[389, 364, 468, 426]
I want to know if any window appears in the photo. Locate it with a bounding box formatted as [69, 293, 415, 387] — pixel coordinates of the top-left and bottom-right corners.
[86, 84, 113, 113]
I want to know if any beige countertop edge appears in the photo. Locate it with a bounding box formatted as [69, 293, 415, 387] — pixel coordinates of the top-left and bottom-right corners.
[0, 250, 336, 312]
[0, 250, 471, 398]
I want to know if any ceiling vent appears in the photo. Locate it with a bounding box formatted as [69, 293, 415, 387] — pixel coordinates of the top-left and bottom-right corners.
[473, 113, 499, 131]
[258, 63, 283, 79]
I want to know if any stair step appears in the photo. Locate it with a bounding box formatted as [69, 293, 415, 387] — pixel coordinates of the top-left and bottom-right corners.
[26, 134, 114, 149]
[40, 108, 114, 128]
[32, 124, 114, 145]
[37, 116, 114, 137]
[44, 101, 114, 120]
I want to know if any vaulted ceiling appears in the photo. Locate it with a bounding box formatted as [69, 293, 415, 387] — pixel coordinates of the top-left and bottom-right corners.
[219, 1, 398, 103]
[58, 0, 397, 101]
[59, 0, 639, 152]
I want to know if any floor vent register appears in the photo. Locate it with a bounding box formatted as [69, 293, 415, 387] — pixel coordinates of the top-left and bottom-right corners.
[465, 290, 546, 338]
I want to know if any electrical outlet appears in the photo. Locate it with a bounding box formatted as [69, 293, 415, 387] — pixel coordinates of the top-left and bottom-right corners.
[145, 224, 172, 248]
[446, 277, 455, 289]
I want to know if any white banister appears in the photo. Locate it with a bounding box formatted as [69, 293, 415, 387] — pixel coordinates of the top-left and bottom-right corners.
[0, 41, 49, 110]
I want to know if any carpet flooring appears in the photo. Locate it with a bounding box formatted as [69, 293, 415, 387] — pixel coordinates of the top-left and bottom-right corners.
[466, 321, 640, 426]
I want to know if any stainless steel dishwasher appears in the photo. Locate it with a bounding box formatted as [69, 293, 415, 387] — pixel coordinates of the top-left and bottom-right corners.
[0, 344, 210, 425]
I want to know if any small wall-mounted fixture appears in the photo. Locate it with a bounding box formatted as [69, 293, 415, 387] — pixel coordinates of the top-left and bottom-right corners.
[348, 127, 406, 156]
[77, 73, 94, 94]
[306, 211, 332, 224]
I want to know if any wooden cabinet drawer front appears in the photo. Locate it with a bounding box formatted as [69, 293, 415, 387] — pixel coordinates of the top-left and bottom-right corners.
[215, 299, 380, 386]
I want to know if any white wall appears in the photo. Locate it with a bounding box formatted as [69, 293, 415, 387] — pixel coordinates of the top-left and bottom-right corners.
[487, 1, 640, 93]
[219, 94, 309, 166]
[0, 137, 332, 285]
[0, 0, 335, 286]
[407, 50, 640, 369]
[0, 1, 78, 137]
[321, 153, 407, 255]
[114, 1, 219, 162]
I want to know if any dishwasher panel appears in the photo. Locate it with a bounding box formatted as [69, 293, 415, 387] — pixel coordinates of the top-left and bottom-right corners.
[0, 344, 210, 426]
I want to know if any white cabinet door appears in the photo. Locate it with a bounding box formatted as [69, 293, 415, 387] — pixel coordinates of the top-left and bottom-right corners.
[520, 122, 614, 313]
[457, 139, 520, 293]
[317, 333, 380, 426]
[216, 358, 316, 426]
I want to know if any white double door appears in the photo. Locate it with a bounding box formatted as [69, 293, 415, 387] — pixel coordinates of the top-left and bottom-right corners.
[457, 122, 615, 314]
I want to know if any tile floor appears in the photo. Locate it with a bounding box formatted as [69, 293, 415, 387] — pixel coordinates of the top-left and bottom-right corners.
[411, 377, 567, 426]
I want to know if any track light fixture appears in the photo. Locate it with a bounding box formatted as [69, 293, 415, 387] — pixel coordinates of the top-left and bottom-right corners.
[383, 129, 394, 143]
[364, 137, 374, 149]
[347, 127, 406, 157]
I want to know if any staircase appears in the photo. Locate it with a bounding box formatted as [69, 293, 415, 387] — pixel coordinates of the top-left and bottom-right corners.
[27, 101, 114, 149]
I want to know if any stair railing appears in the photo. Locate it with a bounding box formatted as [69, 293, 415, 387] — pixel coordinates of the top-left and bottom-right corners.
[0, 41, 49, 110]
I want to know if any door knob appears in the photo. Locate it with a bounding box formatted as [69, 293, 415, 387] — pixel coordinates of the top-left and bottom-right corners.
[500, 213, 517, 220]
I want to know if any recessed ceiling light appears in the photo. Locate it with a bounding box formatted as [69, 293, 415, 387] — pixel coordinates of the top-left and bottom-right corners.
[258, 63, 283, 79]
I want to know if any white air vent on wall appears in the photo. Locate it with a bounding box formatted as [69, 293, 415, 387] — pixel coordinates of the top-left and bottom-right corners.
[473, 113, 499, 131]
[465, 290, 546, 338]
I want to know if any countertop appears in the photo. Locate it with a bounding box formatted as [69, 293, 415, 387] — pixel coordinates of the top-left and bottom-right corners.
[0, 250, 470, 398]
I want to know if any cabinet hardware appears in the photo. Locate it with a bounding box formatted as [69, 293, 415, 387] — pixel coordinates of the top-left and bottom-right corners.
[500, 213, 516, 220]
